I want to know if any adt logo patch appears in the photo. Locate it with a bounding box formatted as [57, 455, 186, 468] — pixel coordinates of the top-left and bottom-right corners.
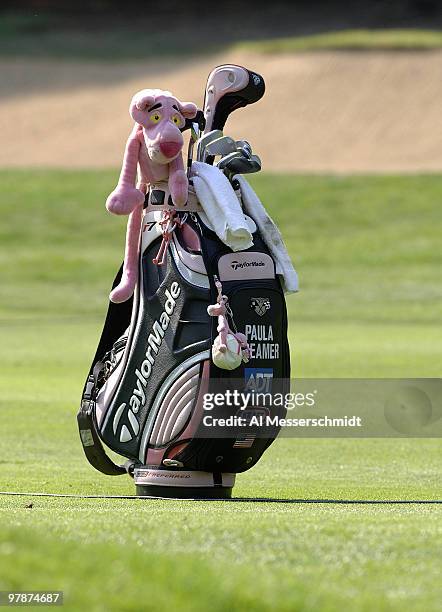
[244, 368, 273, 393]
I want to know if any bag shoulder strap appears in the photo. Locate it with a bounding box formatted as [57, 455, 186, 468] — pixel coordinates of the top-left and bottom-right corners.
[77, 363, 135, 476]
[76, 264, 139, 476]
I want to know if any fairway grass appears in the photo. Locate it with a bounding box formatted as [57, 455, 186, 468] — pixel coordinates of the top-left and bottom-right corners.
[236, 29, 442, 54]
[0, 170, 441, 610]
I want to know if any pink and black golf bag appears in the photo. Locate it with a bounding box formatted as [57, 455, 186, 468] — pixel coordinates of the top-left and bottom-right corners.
[77, 66, 295, 498]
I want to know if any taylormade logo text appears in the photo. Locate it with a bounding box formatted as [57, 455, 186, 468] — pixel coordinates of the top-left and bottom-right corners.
[129, 282, 180, 414]
[231, 260, 265, 271]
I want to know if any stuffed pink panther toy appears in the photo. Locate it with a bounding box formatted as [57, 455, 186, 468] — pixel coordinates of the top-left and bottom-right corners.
[106, 89, 197, 303]
[207, 279, 250, 363]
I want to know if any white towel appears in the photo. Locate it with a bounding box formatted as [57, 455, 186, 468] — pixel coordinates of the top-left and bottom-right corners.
[191, 162, 298, 293]
[235, 175, 299, 294]
[191, 162, 253, 252]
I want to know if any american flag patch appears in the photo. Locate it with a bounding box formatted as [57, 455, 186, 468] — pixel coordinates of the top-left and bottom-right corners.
[233, 435, 255, 449]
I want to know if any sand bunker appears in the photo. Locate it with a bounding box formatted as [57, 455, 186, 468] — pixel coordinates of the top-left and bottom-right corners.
[1, 50, 441, 172]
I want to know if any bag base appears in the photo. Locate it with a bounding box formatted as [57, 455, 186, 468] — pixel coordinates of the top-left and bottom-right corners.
[133, 467, 235, 499]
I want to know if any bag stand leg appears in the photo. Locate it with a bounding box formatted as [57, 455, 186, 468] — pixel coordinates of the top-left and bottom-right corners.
[133, 468, 235, 499]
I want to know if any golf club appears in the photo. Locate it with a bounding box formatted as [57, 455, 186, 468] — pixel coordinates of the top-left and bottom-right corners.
[235, 140, 252, 153]
[235, 140, 253, 160]
[219, 154, 262, 182]
[202, 65, 265, 134]
[196, 129, 223, 162]
[204, 135, 238, 159]
[187, 120, 201, 178]
[216, 151, 244, 171]
[202, 64, 265, 164]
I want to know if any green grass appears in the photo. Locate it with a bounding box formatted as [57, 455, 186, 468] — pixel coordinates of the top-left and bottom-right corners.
[0, 170, 441, 610]
[0, 12, 223, 59]
[1, 13, 441, 59]
[236, 29, 442, 54]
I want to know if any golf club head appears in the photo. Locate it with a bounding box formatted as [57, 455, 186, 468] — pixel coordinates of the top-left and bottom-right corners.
[205, 136, 238, 158]
[222, 155, 262, 179]
[203, 65, 265, 134]
[236, 145, 253, 160]
[235, 140, 252, 152]
[196, 129, 223, 162]
[216, 151, 244, 171]
[235, 141, 253, 159]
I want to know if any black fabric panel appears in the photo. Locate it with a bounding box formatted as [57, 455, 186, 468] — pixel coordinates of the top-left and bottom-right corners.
[99, 227, 212, 460]
[174, 215, 291, 473]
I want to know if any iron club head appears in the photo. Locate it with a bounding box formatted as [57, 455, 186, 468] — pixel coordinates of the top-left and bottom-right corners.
[216, 151, 244, 171]
[204, 136, 238, 158]
[196, 129, 223, 162]
[219, 154, 262, 181]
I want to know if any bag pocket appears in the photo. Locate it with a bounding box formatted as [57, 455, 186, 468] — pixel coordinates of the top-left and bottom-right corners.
[222, 282, 290, 380]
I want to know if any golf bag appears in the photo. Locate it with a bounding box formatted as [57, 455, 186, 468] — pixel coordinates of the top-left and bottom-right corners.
[78, 186, 290, 497]
[77, 64, 294, 498]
